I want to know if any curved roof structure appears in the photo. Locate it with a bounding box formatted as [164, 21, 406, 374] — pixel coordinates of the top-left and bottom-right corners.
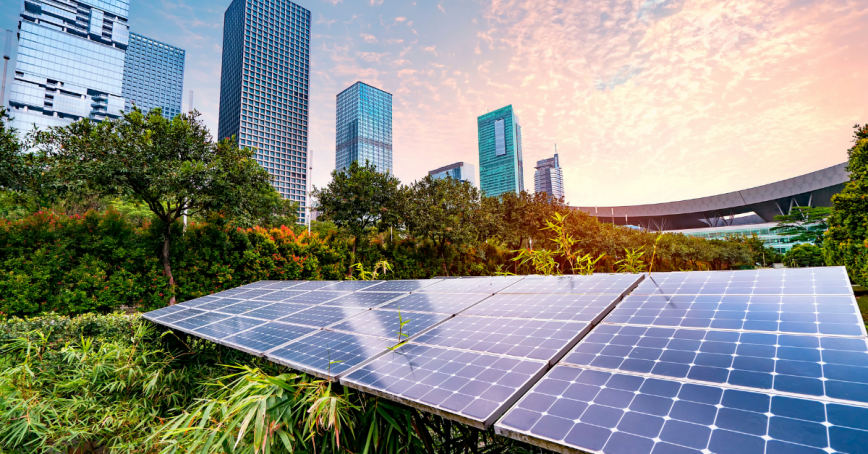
[574, 163, 849, 230]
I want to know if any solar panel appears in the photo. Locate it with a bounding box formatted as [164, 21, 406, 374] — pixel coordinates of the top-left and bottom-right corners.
[362, 279, 445, 292]
[319, 280, 386, 291]
[222, 322, 317, 355]
[175, 295, 221, 307]
[378, 293, 492, 314]
[251, 290, 310, 301]
[418, 276, 525, 294]
[143, 304, 195, 320]
[413, 316, 592, 364]
[321, 292, 407, 308]
[328, 309, 451, 340]
[244, 302, 310, 320]
[192, 298, 245, 311]
[258, 280, 307, 289]
[562, 324, 868, 403]
[278, 305, 368, 328]
[341, 343, 548, 428]
[213, 299, 275, 315]
[605, 293, 865, 336]
[633, 267, 852, 296]
[268, 330, 394, 379]
[499, 274, 643, 295]
[230, 289, 279, 299]
[170, 311, 232, 332]
[150, 307, 206, 323]
[282, 291, 349, 304]
[193, 315, 267, 342]
[287, 281, 341, 291]
[462, 293, 621, 323]
[496, 365, 868, 454]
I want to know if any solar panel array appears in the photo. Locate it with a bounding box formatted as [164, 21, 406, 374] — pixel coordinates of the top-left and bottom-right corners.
[144, 274, 643, 429]
[496, 267, 868, 454]
[144, 268, 868, 454]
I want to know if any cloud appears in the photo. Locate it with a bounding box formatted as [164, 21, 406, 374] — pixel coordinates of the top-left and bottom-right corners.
[357, 51, 389, 62]
[360, 33, 378, 43]
[395, 16, 407, 22]
[438, 4, 445, 13]
[422, 45, 438, 56]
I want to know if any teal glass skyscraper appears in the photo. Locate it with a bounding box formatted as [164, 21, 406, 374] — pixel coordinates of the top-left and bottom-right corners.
[7, 0, 131, 133]
[335, 82, 392, 173]
[477, 105, 524, 197]
[122, 33, 185, 119]
[217, 0, 311, 222]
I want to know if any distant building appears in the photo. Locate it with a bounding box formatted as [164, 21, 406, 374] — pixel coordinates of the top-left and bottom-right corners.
[122, 33, 185, 119]
[217, 0, 311, 222]
[335, 81, 393, 173]
[8, 0, 131, 133]
[429, 162, 476, 186]
[534, 151, 564, 200]
[477, 105, 524, 197]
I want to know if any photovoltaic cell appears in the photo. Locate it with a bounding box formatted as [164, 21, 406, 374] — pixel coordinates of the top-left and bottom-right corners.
[244, 302, 310, 320]
[605, 293, 864, 336]
[418, 276, 524, 294]
[151, 307, 205, 323]
[496, 365, 868, 454]
[176, 295, 221, 308]
[193, 298, 245, 311]
[632, 267, 852, 296]
[230, 289, 279, 299]
[413, 316, 591, 364]
[268, 330, 394, 379]
[258, 281, 306, 290]
[362, 279, 445, 292]
[278, 305, 367, 328]
[321, 292, 407, 308]
[193, 316, 267, 342]
[283, 291, 349, 304]
[171, 311, 232, 332]
[287, 281, 341, 291]
[213, 299, 275, 315]
[328, 309, 451, 340]
[222, 322, 316, 354]
[463, 293, 620, 323]
[251, 290, 310, 301]
[341, 343, 548, 428]
[143, 304, 194, 320]
[319, 280, 386, 291]
[378, 293, 491, 315]
[499, 274, 642, 295]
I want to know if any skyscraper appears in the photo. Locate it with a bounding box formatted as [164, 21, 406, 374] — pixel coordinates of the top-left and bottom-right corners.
[477, 105, 524, 197]
[335, 82, 392, 173]
[428, 162, 476, 186]
[534, 150, 565, 201]
[122, 33, 185, 119]
[7, 0, 131, 133]
[217, 0, 311, 222]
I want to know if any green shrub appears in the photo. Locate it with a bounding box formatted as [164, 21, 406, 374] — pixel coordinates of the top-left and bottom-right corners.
[784, 244, 826, 268]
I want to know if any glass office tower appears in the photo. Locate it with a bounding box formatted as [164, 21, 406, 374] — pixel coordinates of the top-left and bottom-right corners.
[121, 33, 185, 119]
[477, 105, 524, 197]
[335, 81, 392, 173]
[217, 0, 311, 222]
[428, 161, 476, 186]
[534, 152, 564, 200]
[8, 0, 130, 133]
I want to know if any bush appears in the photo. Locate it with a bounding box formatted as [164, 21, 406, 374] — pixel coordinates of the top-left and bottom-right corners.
[825, 125, 868, 285]
[784, 244, 826, 268]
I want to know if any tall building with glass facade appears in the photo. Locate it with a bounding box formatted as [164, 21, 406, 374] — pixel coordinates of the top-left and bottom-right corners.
[7, 0, 130, 133]
[335, 81, 392, 173]
[217, 0, 311, 222]
[534, 152, 564, 200]
[428, 162, 476, 186]
[121, 33, 185, 119]
[477, 105, 524, 197]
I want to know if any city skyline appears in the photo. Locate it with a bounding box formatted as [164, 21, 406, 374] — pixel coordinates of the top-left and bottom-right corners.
[2, 0, 866, 206]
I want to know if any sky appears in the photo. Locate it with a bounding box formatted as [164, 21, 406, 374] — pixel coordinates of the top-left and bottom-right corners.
[2, 0, 867, 206]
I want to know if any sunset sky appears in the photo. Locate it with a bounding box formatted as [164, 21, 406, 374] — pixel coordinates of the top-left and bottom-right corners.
[3, 0, 867, 206]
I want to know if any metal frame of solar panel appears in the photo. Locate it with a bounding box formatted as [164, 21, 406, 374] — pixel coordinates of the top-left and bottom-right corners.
[495, 266, 868, 454]
[339, 274, 645, 429]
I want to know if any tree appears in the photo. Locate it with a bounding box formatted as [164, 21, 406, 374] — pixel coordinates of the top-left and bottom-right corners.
[825, 124, 868, 285]
[32, 108, 285, 304]
[487, 191, 567, 250]
[311, 160, 402, 258]
[401, 176, 483, 275]
[771, 206, 831, 246]
[784, 244, 826, 268]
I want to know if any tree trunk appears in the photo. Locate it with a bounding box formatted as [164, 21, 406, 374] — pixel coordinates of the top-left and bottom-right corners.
[161, 230, 176, 305]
